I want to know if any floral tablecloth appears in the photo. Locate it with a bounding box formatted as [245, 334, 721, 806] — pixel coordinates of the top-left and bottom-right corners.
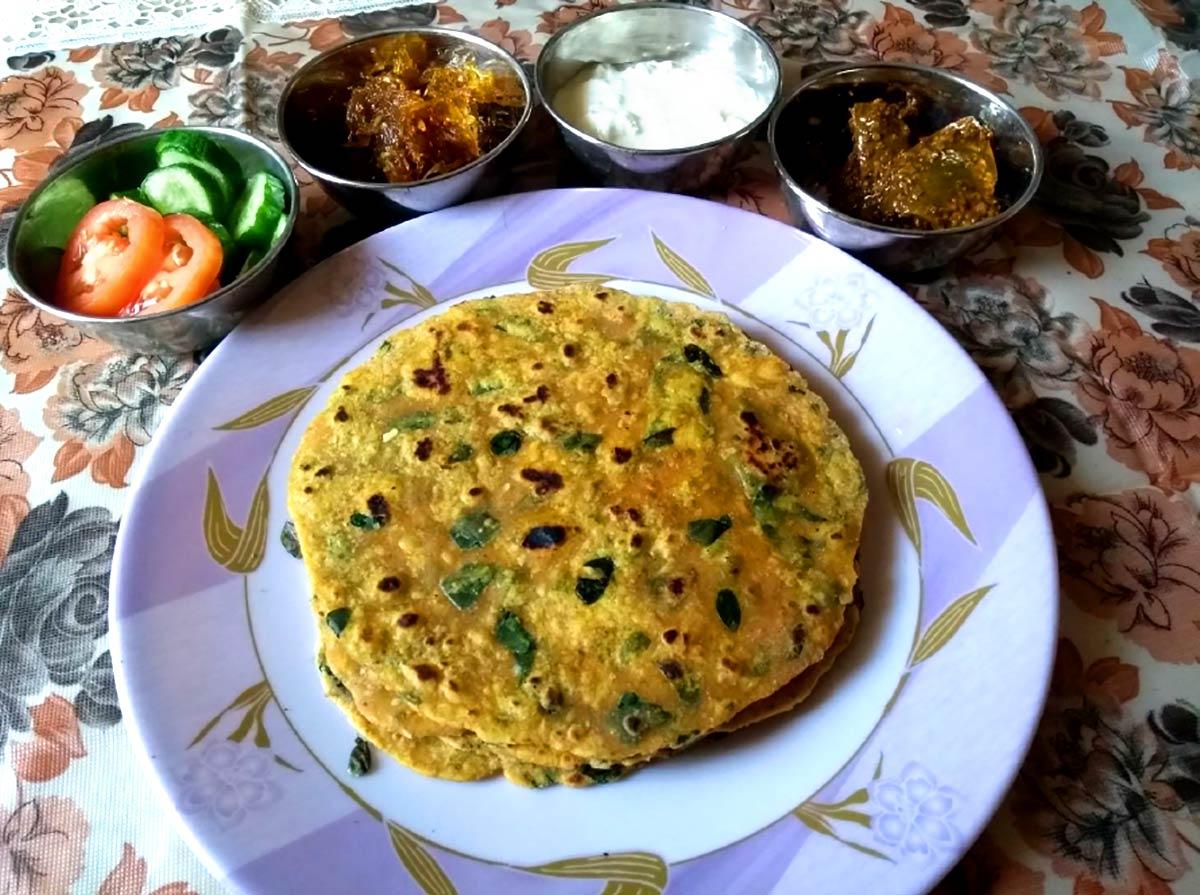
[0, 0, 1198, 892]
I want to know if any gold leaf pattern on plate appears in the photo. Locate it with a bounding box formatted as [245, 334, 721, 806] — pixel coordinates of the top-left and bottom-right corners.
[886, 458, 976, 555]
[794, 763, 894, 863]
[911, 585, 996, 666]
[388, 824, 458, 895]
[530, 852, 668, 890]
[379, 258, 437, 309]
[526, 239, 614, 290]
[203, 468, 269, 573]
[188, 681, 272, 749]
[813, 317, 876, 379]
[651, 232, 716, 298]
[213, 386, 316, 431]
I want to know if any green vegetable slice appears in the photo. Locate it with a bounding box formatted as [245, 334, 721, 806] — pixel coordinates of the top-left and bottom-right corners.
[280, 521, 301, 558]
[325, 607, 351, 636]
[156, 130, 244, 205]
[608, 692, 671, 744]
[230, 171, 286, 249]
[109, 188, 147, 204]
[140, 164, 227, 218]
[450, 510, 500, 549]
[21, 177, 95, 251]
[575, 556, 614, 604]
[441, 563, 496, 610]
[490, 429, 523, 455]
[347, 736, 371, 776]
[643, 427, 676, 448]
[495, 610, 536, 681]
[447, 442, 474, 463]
[716, 589, 741, 631]
[562, 431, 602, 453]
[688, 515, 732, 546]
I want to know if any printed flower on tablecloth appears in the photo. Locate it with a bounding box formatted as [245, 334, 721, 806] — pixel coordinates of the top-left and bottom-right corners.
[869, 762, 960, 859]
[969, 1, 1123, 100]
[343, 5, 437, 35]
[60, 114, 146, 163]
[75, 650, 121, 727]
[188, 49, 299, 140]
[296, 6, 436, 51]
[99, 842, 202, 895]
[1145, 222, 1200, 297]
[913, 263, 1098, 475]
[930, 833, 1046, 895]
[0, 493, 116, 754]
[707, 160, 791, 224]
[1006, 109, 1152, 279]
[914, 270, 1081, 390]
[92, 29, 242, 112]
[6, 52, 57, 72]
[1132, 0, 1200, 50]
[1122, 281, 1200, 344]
[1149, 701, 1200, 817]
[0, 146, 67, 212]
[44, 353, 193, 488]
[1074, 300, 1200, 492]
[0, 66, 87, 153]
[0, 406, 39, 565]
[475, 18, 538, 62]
[1054, 488, 1200, 663]
[1112, 51, 1200, 172]
[859, 4, 1005, 92]
[537, 0, 615, 35]
[751, 0, 869, 59]
[11, 695, 85, 783]
[174, 741, 281, 829]
[1016, 639, 1196, 895]
[0, 795, 88, 893]
[0, 290, 113, 393]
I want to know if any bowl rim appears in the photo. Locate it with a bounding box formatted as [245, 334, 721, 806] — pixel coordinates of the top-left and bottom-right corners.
[534, 2, 782, 157]
[767, 61, 1046, 238]
[276, 27, 533, 192]
[4, 124, 299, 327]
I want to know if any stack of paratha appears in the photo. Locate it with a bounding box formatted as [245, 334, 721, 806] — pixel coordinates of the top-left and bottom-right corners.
[287, 286, 866, 787]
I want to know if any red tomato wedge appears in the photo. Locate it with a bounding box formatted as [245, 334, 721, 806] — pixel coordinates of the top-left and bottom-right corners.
[122, 214, 224, 317]
[55, 199, 166, 317]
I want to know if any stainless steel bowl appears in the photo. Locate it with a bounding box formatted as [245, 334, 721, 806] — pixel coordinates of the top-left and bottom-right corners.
[278, 28, 532, 219]
[4, 126, 298, 354]
[536, 3, 781, 191]
[768, 63, 1044, 273]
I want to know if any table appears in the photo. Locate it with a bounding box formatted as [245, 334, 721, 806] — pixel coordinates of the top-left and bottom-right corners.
[1, 1, 1197, 892]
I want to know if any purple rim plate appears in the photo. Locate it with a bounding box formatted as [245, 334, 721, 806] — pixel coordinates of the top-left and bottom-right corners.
[111, 188, 1056, 895]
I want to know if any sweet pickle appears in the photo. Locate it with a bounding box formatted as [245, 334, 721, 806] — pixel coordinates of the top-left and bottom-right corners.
[345, 35, 524, 183]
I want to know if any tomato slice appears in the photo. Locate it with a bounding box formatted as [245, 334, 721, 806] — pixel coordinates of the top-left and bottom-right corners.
[123, 214, 224, 316]
[55, 199, 166, 317]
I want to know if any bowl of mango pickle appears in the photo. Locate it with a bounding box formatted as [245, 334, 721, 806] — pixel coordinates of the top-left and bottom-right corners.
[769, 63, 1044, 273]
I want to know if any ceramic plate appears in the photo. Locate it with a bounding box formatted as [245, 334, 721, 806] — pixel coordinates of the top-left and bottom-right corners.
[112, 188, 1056, 895]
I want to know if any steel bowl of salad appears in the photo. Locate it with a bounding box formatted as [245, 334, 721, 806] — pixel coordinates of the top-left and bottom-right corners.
[5, 126, 297, 353]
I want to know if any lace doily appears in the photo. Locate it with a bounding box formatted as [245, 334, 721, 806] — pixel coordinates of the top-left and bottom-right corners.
[8, 0, 428, 55]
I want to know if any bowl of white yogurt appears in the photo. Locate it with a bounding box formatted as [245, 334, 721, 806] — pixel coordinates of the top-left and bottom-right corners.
[535, 3, 781, 191]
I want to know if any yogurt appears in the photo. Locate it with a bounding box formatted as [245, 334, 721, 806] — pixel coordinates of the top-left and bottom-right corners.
[552, 55, 765, 150]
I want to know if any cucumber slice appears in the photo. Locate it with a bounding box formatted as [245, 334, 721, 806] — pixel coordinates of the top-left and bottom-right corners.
[200, 218, 235, 255]
[240, 246, 268, 277]
[20, 177, 95, 251]
[269, 212, 289, 247]
[109, 188, 147, 203]
[230, 172, 285, 249]
[156, 132, 243, 206]
[140, 164, 227, 219]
